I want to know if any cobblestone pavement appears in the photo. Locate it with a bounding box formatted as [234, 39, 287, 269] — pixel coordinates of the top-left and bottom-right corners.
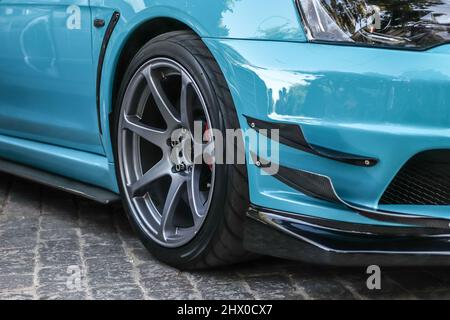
[2, 172, 450, 300]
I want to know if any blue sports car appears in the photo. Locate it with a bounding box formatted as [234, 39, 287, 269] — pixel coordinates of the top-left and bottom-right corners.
[2, 0, 450, 269]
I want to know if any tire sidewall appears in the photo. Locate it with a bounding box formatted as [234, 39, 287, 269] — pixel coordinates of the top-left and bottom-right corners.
[113, 34, 232, 267]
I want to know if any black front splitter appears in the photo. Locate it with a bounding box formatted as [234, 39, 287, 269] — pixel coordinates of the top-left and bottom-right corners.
[244, 206, 450, 266]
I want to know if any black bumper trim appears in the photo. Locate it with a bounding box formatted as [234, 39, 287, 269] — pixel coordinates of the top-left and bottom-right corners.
[245, 206, 450, 266]
[252, 153, 450, 231]
[248, 206, 450, 237]
[244, 115, 378, 167]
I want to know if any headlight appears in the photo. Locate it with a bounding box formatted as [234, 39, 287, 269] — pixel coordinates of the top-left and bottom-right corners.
[296, 0, 450, 50]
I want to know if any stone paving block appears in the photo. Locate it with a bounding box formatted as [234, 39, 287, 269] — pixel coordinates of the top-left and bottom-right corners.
[37, 265, 88, 300]
[233, 258, 292, 277]
[0, 274, 34, 291]
[0, 291, 35, 300]
[40, 213, 79, 230]
[149, 289, 199, 300]
[81, 230, 122, 246]
[243, 275, 304, 300]
[38, 266, 85, 286]
[37, 284, 87, 300]
[137, 256, 180, 279]
[40, 228, 78, 242]
[0, 215, 40, 230]
[0, 224, 38, 239]
[129, 247, 156, 263]
[39, 250, 82, 268]
[83, 243, 127, 259]
[335, 269, 414, 300]
[0, 248, 35, 274]
[39, 239, 80, 254]
[37, 267, 87, 299]
[140, 271, 196, 295]
[0, 231, 37, 250]
[121, 237, 145, 250]
[190, 272, 255, 300]
[85, 257, 136, 287]
[287, 266, 355, 300]
[90, 285, 144, 300]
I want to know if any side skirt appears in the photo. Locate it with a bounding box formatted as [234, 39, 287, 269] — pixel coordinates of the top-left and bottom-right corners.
[0, 158, 120, 204]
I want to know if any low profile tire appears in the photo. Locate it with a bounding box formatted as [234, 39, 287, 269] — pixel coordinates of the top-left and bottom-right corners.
[113, 31, 252, 269]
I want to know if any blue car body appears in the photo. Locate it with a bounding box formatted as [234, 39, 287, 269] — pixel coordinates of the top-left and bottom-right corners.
[2, 0, 450, 265]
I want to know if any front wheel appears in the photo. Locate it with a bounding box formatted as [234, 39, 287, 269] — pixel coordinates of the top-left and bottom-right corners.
[113, 31, 253, 269]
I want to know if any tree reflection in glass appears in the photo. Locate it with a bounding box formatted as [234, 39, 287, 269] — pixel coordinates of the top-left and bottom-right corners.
[298, 0, 450, 49]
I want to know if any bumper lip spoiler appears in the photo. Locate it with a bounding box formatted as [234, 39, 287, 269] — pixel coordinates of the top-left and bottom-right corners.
[245, 205, 450, 266]
[244, 115, 378, 167]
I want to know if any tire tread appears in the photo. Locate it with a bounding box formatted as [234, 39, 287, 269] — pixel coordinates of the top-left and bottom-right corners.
[118, 30, 256, 270]
[160, 31, 254, 269]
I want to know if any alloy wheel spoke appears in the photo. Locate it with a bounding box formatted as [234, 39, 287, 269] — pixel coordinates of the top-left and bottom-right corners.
[187, 169, 204, 221]
[160, 176, 186, 240]
[180, 72, 194, 133]
[123, 115, 167, 146]
[128, 159, 170, 197]
[142, 66, 180, 127]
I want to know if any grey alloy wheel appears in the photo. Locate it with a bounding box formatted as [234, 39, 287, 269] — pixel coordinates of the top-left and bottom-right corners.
[118, 57, 215, 248]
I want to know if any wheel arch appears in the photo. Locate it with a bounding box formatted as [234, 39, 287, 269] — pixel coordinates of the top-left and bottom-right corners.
[99, 15, 201, 163]
[110, 17, 195, 117]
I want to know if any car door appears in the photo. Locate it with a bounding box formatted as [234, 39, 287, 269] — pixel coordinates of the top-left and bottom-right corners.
[0, 0, 104, 155]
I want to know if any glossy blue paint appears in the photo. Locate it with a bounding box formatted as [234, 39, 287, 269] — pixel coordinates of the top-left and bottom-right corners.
[0, 0, 103, 154]
[95, 0, 307, 162]
[0, 0, 449, 228]
[0, 0, 306, 194]
[91, 0, 306, 41]
[204, 38, 450, 223]
[0, 133, 117, 192]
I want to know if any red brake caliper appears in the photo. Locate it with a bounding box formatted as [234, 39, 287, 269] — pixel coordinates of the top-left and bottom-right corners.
[204, 122, 213, 171]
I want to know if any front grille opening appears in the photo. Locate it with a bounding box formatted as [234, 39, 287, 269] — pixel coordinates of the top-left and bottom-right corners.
[380, 150, 450, 205]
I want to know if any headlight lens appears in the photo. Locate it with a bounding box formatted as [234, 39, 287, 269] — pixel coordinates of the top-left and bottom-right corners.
[296, 0, 450, 50]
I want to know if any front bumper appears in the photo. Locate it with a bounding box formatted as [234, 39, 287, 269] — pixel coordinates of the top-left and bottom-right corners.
[245, 205, 450, 266]
[205, 38, 450, 264]
[205, 38, 450, 225]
